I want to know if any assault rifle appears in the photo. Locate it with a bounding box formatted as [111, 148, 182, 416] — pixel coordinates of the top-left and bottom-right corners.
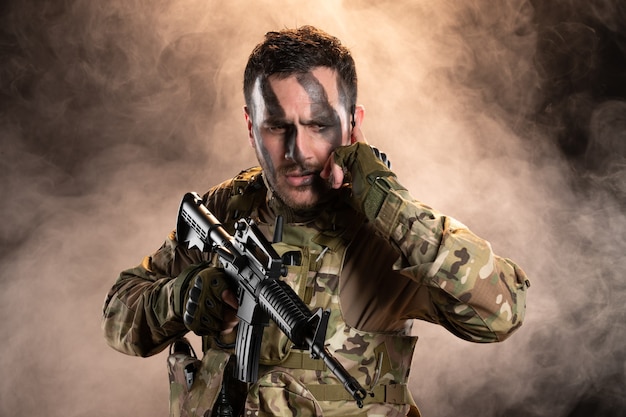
[176, 192, 368, 408]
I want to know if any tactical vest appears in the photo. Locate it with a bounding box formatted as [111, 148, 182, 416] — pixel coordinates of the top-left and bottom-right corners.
[170, 167, 420, 417]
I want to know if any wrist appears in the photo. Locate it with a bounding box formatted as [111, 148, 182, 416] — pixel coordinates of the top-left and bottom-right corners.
[172, 262, 210, 317]
[362, 174, 405, 221]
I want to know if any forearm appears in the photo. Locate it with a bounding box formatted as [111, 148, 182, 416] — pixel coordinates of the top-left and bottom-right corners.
[102, 231, 206, 356]
[102, 260, 187, 357]
[372, 183, 529, 342]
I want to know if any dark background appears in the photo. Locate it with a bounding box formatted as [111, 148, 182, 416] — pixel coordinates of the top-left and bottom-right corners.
[1, 1, 624, 416]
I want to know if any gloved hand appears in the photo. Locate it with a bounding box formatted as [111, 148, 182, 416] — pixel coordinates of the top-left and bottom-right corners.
[331, 142, 405, 220]
[173, 263, 238, 336]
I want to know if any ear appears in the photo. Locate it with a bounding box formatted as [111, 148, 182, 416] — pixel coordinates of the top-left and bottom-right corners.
[243, 106, 255, 148]
[353, 105, 365, 128]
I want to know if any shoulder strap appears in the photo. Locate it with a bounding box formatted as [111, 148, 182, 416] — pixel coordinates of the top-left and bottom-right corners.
[225, 166, 266, 221]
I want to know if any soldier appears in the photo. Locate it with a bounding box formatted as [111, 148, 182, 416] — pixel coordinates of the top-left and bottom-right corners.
[102, 26, 529, 417]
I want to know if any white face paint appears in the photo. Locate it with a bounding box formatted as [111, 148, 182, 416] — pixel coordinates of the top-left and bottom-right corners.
[246, 67, 353, 210]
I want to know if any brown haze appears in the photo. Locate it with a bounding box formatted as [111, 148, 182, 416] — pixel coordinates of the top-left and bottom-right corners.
[1, 0, 624, 416]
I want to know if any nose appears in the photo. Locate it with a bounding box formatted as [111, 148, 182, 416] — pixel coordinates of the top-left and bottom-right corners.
[284, 127, 312, 163]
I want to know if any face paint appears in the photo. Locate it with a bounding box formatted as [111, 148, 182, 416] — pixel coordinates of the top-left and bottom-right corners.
[296, 72, 343, 152]
[248, 68, 352, 211]
[335, 76, 355, 130]
[253, 77, 283, 182]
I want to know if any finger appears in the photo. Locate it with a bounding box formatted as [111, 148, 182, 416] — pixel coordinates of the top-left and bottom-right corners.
[220, 289, 240, 334]
[321, 155, 345, 189]
[221, 307, 239, 334]
[321, 158, 344, 189]
[329, 163, 345, 189]
[350, 124, 368, 144]
[320, 154, 333, 180]
[221, 289, 239, 310]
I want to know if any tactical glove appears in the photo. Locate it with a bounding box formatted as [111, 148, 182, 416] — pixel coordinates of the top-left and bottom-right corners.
[172, 263, 234, 336]
[333, 142, 406, 220]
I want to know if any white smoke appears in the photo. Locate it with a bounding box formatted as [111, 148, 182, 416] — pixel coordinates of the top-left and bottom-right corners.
[0, 0, 624, 416]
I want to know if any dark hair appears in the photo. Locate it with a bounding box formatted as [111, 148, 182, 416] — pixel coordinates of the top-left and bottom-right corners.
[243, 26, 357, 115]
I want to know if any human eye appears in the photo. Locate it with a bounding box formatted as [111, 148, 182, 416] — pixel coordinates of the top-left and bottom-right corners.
[312, 124, 327, 133]
[265, 124, 287, 135]
[307, 122, 329, 134]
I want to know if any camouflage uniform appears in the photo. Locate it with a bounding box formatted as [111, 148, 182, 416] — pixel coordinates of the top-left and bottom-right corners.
[102, 165, 529, 417]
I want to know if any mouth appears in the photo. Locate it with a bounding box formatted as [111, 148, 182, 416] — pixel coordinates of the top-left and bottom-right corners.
[283, 170, 317, 187]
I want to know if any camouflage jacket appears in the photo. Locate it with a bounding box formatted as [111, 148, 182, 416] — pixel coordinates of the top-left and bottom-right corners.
[102, 166, 529, 416]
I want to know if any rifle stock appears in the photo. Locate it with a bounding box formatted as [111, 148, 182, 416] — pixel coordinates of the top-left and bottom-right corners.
[176, 192, 368, 407]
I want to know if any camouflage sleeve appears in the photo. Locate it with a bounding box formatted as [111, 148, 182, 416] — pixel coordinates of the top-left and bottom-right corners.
[102, 180, 236, 357]
[101, 230, 207, 357]
[372, 177, 530, 342]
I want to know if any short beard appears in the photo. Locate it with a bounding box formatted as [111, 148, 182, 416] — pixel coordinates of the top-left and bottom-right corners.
[254, 145, 333, 211]
[272, 173, 332, 212]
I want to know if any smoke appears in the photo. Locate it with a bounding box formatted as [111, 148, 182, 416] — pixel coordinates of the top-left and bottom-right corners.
[1, 0, 624, 416]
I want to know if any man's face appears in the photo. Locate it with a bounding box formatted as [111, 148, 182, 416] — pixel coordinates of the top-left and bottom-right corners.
[245, 67, 355, 210]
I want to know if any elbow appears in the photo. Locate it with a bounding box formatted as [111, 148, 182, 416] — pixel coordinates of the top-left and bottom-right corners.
[488, 314, 525, 342]
[101, 304, 156, 358]
[448, 316, 525, 344]
[101, 305, 185, 358]
[444, 294, 528, 343]
[481, 296, 528, 343]
[496, 320, 524, 342]
[101, 315, 147, 357]
[479, 260, 530, 342]
[101, 319, 161, 358]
